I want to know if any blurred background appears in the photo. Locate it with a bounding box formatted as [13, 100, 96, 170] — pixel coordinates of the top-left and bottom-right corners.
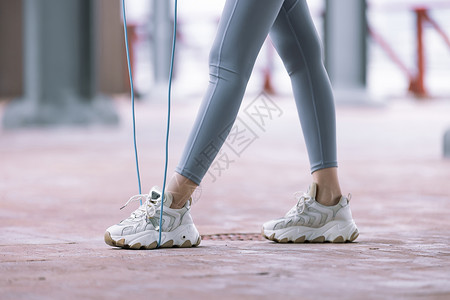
[1, 0, 449, 111]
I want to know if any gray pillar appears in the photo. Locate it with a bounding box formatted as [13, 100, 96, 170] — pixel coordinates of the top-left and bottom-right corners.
[325, 0, 372, 104]
[152, 0, 172, 84]
[2, 0, 118, 128]
[444, 129, 450, 158]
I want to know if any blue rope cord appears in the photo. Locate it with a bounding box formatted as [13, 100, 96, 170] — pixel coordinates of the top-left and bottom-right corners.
[122, 0, 142, 200]
[159, 0, 177, 248]
[122, 0, 177, 248]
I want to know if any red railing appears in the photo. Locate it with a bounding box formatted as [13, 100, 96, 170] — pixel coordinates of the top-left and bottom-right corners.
[368, 2, 450, 98]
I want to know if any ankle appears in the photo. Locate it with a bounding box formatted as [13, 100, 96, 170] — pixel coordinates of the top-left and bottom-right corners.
[311, 167, 342, 206]
[167, 173, 198, 209]
[170, 196, 188, 209]
[314, 184, 341, 206]
[316, 193, 341, 206]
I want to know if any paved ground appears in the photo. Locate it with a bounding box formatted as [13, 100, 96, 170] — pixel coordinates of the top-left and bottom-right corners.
[1, 94, 450, 299]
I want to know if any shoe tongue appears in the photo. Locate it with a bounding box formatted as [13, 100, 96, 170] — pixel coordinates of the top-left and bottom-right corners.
[307, 183, 318, 198]
[150, 186, 173, 207]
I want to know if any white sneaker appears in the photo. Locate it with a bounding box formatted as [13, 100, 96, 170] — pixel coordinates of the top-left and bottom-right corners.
[262, 183, 359, 243]
[104, 187, 201, 249]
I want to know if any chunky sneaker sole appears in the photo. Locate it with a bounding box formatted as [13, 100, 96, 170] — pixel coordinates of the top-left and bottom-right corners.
[262, 220, 359, 243]
[104, 223, 201, 249]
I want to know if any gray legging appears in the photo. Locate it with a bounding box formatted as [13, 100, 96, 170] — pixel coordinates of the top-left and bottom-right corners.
[175, 0, 337, 185]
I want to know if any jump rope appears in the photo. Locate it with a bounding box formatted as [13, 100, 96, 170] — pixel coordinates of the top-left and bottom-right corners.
[121, 0, 178, 248]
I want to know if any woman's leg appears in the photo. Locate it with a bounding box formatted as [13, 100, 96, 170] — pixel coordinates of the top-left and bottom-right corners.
[168, 0, 286, 207]
[269, 0, 341, 205]
[263, 4, 358, 241]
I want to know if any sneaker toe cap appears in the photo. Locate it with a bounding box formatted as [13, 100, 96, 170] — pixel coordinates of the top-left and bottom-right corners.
[262, 219, 283, 231]
[105, 224, 126, 236]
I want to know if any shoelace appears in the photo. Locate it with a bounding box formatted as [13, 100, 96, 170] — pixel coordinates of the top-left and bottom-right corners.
[120, 193, 161, 219]
[287, 191, 313, 215]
